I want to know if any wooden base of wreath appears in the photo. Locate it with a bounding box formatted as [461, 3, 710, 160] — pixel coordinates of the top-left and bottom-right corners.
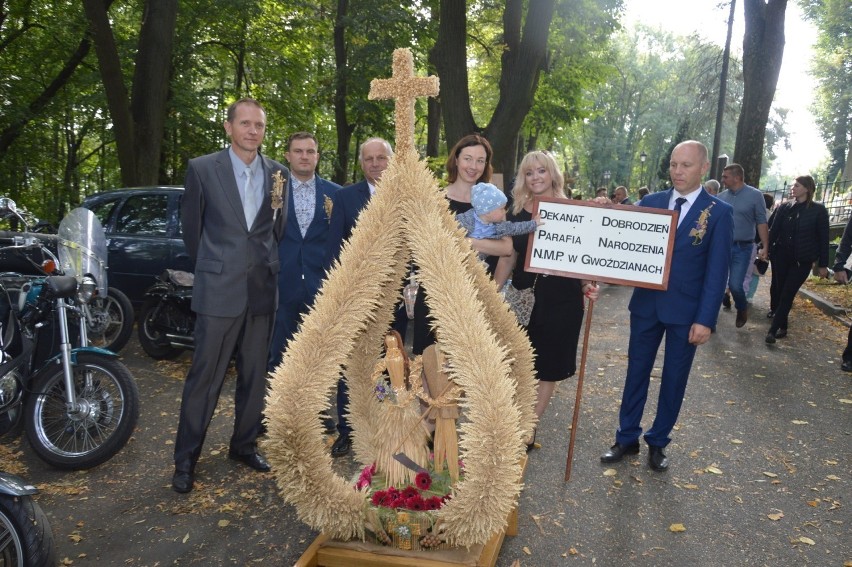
[295, 456, 526, 567]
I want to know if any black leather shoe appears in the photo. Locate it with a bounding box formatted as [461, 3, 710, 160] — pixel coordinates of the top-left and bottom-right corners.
[774, 328, 787, 339]
[722, 292, 731, 309]
[735, 308, 748, 328]
[648, 445, 669, 471]
[842, 360, 852, 372]
[765, 331, 776, 344]
[600, 442, 640, 463]
[331, 433, 351, 458]
[172, 470, 194, 493]
[228, 451, 271, 472]
[767, 310, 775, 319]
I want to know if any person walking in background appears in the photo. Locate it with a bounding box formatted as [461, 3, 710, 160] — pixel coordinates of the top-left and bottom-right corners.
[172, 98, 287, 493]
[831, 215, 852, 372]
[744, 192, 776, 303]
[600, 141, 732, 472]
[494, 150, 600, 451]
[268, 132, 340, 370]
[614, 185, 631, 205]
[765, 175, 829, 344]
[637, 187, 650, 200]
[704, 179, 720, 195]
[717, 163, 769, 328]
[324, 137, 406, 457]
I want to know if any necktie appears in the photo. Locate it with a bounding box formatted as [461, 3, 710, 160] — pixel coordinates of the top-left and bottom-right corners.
[674, 197, 687, 226]
[243, 167, 256, 228]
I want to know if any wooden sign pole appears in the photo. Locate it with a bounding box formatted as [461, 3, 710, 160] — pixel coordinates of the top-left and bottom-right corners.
[564, 296, 594, 482]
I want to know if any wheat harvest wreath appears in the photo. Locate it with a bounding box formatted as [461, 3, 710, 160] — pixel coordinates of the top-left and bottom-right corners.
[262, 48, 538, 551]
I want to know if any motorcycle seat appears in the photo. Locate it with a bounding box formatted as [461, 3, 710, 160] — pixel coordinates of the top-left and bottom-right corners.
[161, 269, 194, 288]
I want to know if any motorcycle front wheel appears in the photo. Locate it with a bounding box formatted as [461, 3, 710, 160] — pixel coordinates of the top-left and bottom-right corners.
[0, 492, 57, 567]
[85, 287, 135, 353]
[24, 353, 139, 470]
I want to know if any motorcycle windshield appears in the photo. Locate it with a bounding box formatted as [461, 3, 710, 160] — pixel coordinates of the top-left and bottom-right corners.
[57, 208, 108, 295]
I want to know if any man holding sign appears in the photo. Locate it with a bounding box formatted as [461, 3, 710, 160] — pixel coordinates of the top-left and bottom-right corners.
[601, 141, 732, 472]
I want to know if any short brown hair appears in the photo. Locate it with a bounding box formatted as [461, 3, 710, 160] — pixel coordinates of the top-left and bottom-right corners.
[796, 175, 817, 204]
[287, 132, 318, 150]
[723, 163, 744, 180]
[226, 98, 265, 122]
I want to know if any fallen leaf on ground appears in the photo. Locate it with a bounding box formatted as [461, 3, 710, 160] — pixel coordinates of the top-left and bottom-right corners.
[669, 523, 686, 533]
[603, 469, 617, 477]
[730, 439, 743, 444]
[218, 519, 230, 527]
[791, 420, 808, 425]
[767, 512, 784, 521]
[826, 475, 840, 481]
[798, 536, 815, 546]
[522, 546, 531, 555]
[763, 472, 778, 478]
[705, 466, 723, 475]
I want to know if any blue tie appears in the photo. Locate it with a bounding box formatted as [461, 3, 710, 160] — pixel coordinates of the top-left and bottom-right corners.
[674, 197, 687, 226]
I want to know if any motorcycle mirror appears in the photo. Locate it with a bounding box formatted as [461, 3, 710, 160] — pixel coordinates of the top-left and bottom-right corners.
[0, 198, 16, 213]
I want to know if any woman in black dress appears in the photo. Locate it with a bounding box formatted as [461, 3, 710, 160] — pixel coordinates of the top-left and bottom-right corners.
[412, 134, 512, 354]
[494, 151, 599, 439]
[765, 175, 829, 343]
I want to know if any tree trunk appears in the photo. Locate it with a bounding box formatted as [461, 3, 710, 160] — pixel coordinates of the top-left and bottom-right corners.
[484, 0, 555, 175]
[426, 97, 441, 158]
[711, 0, 736, 181]
[733, 0, 787, 186]
[84, 0, 176, 187]
[429, 0, 478, 152]
[332, 0, 354, 185]
[130, 0, 177, 186]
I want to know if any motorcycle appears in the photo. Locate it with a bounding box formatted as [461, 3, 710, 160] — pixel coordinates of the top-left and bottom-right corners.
[137, 269, 195, 359]
[0, 471, 57, 566]
[0, 199, 139, 469]
[0, 204, 134, 353]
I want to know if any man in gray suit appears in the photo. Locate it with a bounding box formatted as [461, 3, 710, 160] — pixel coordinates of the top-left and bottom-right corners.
[172, 98, 288, 494]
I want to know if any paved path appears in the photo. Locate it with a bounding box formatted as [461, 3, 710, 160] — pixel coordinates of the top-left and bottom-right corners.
[5, 281, 850, 566]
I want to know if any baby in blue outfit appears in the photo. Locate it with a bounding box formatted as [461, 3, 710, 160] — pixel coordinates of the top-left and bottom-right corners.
[456, 182, 542, 246]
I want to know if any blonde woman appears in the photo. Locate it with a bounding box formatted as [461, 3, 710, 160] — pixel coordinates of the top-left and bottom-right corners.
[495, 151, 599, 450]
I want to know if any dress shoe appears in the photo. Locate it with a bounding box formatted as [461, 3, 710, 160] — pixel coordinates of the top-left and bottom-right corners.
[766, 310, 775, 319]
[172, 470, 194, 493]
[331, 433, 351, 458]
[228, 451, 271, 472]
[648, 445, 669, 471]
[600, 441, 640, 463]
[765, 331, 776, 344]
[735, 308, 748, 328]
[842, 360, 852, 372]
[722, 292, 731, 309]
[774, 328, 787, 339]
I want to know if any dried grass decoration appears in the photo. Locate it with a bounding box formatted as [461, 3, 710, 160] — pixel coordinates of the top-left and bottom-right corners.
[263, 47, 537, 549]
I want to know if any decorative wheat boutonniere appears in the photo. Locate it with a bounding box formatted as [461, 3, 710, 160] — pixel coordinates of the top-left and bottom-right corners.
[271, 170, 286, 220]
[689, 201, 715, 245]
[324, 195, 334, 222]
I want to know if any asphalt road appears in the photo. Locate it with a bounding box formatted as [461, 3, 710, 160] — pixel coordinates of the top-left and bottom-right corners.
[3, 281, 850, 566]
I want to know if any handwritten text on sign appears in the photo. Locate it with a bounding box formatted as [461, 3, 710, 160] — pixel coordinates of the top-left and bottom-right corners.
[524, 198, 677, 290]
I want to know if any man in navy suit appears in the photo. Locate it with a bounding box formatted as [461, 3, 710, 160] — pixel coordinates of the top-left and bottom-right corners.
[268, 132, 341, 370]
[324, 137, 405, 457]
[601, 140, 733, 471]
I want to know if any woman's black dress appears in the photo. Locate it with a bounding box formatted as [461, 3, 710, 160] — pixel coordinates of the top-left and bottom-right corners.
[508, 209, 585, 381]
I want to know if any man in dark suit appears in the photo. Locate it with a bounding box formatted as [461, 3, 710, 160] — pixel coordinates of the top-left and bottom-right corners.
[601, 140, 733, 472]
[172, 98, 287, 493]
[268, 132, 341, 370]
[614, 185, 631, 205]
[324, 137, 405, 457]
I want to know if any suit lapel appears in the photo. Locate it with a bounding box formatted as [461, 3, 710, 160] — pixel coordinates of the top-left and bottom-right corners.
[676, 190, 711, 243]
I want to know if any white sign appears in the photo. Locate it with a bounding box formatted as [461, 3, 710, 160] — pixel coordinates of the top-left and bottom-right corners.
[525, 197, 677, 290]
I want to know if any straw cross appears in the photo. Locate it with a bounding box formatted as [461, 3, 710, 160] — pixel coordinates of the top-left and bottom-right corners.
[369, 48, 439, 156]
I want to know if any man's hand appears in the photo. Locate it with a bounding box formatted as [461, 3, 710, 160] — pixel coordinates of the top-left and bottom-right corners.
[834, 270, 849, 285]
[757, 247, 768, 261]
[689, 323, 712, 345]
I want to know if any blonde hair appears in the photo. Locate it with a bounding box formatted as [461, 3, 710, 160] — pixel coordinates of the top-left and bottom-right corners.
[511, 151, 566, 215]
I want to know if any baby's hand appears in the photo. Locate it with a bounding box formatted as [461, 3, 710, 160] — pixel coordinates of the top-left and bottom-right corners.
[533, 213, 545, 226]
